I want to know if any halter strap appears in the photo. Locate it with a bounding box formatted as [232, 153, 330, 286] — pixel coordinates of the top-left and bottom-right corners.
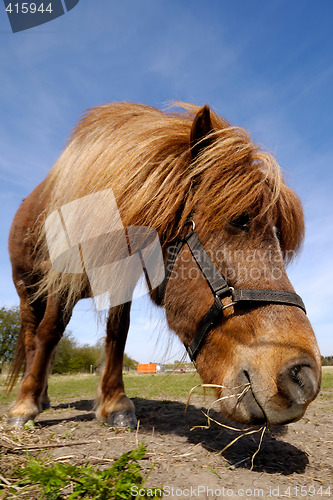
[158, 227, 306, 362]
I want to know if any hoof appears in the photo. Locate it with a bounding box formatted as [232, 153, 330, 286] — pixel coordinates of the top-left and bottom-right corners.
[106, 410, 138, 429]
[7, 416, 32, 427]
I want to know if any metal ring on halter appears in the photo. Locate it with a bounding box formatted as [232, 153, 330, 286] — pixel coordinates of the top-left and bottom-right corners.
[221, 301, 237, 311]
[219, 287, 236, 311]
[184, 219, 195, 232]
[182, 220, 196, 242]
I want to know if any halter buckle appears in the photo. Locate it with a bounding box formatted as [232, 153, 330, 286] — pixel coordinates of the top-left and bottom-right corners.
[215, 286, 236, 311]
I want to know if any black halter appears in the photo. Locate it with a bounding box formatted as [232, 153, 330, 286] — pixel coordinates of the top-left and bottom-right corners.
[158, 223, 306, 362]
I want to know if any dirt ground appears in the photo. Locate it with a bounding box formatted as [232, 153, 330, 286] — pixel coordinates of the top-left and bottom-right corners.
[1, 373, 332, 500]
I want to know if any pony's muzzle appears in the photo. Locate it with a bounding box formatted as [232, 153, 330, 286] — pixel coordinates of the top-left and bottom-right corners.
[252, 356, 321, 426]
[225, 355, 321, 426]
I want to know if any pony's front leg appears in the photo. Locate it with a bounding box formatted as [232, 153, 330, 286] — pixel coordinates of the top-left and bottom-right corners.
[95, 303, 137, 428]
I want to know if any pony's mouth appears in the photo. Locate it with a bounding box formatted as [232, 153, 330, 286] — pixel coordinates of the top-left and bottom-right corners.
[241, 370, 268, 425]
[219, 370, 267, 425]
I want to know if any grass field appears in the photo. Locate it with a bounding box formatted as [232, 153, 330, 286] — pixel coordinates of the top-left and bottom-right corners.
[0, 372, 203, 406]
[1, 368, 332, 407]
[321, 365, 333, 390]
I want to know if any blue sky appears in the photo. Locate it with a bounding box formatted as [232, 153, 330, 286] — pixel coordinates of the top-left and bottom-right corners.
[0, 0, 332, 362]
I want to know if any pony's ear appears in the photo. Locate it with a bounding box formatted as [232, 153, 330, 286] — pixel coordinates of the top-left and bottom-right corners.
[190, 105, 214, 160]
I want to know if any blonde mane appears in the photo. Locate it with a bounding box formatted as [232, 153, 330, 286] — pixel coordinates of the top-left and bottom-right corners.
[36, 102, 304, 307]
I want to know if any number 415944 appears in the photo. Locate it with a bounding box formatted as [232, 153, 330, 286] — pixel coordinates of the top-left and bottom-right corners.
[283, 485, 331, 497]
[6, 3, 53, 14]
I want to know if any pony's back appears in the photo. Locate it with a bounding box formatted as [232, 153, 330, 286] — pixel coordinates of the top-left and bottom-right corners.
[15, 102, 304, 311]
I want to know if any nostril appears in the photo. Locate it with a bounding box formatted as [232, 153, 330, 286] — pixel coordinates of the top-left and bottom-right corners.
[277, 363, 318, 405]
[290, 365, 304, 385]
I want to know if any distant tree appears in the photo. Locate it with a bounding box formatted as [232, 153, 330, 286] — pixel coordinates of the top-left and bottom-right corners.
[123, 353, 138, 370]
[52, 331, 103, 374]
[0, 306, 21, 370]
[321, 356, 333, 366]
[69, 344, 102, 373]
[52, 331, 77, 374]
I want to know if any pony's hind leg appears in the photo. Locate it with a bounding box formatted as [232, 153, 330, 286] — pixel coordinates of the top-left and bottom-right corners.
[7, 294, 70, 426]
[7, 275, 47, 415]
[95, 302, 137, 428]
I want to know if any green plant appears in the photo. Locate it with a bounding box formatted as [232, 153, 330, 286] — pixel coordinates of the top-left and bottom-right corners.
[13, 443, 162, 499]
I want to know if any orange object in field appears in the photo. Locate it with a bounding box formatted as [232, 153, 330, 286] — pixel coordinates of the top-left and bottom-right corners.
[137, 363, 157, 374]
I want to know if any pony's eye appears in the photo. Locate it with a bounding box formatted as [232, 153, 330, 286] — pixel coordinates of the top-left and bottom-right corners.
[229, 214, 251, 232]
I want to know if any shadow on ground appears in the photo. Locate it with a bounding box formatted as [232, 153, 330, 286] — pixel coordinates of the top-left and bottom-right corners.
[35, 397, 308, 475]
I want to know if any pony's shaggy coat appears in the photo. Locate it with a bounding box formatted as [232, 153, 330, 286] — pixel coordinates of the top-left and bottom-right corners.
[35, 102, 304, 311]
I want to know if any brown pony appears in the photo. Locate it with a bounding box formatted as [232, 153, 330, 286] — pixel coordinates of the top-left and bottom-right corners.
[7, 102, 321, 428]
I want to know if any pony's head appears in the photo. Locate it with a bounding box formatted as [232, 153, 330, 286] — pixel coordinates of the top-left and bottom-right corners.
[163, 105, 321, 426]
